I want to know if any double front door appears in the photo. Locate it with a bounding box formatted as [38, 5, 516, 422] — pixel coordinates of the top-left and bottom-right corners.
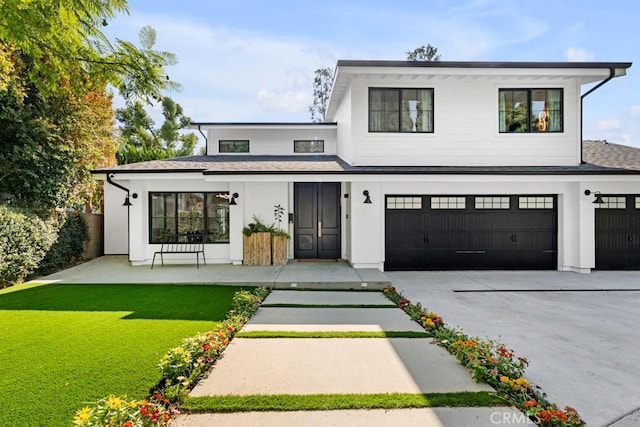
[294, 182, 341, 259]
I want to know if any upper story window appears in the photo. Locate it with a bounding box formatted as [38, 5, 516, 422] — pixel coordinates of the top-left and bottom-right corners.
[499, 89, 563, 133]
[294, 140, 324, 153]
[369, 88, 434, 133]
[219, 140, 249, 153]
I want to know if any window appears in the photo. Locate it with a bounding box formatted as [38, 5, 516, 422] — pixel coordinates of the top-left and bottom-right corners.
[499, 89, 563, 133]
[369, 88, 434, 133]
[294, 140, 324, 153]
[386, 196, 422, 209]
[475, 197, 510, 209]
[150, 192, 230, 244]
[596, 196, 626, 209]
[518, 197, 554, 209]
[636, 197, 640, 209]
[219, 140, 249, 153]
[431, 197, 466, 209]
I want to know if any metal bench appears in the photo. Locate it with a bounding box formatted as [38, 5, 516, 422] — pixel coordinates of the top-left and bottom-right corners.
[151, 233, 206, 269]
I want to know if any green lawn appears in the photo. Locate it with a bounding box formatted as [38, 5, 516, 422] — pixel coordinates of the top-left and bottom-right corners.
[0, 282, 242, 427]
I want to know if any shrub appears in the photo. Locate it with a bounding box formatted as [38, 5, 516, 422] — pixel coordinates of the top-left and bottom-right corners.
[35, 210, 88, 276]
[0, 206, 56, 287]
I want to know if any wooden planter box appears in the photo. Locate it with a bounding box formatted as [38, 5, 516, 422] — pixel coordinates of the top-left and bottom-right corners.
[243, 232, 271, 266]
[271, 235, 288, 266]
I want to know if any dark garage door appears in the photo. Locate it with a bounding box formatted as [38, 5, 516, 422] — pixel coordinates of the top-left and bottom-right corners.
[595, 195, 640, 270]
[385, 195, 557, 270]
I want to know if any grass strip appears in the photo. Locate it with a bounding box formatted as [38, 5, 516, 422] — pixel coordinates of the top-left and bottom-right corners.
[181, 392, 505, 412]
[235, 331, 431, 338]
[261, 303, 397, 308]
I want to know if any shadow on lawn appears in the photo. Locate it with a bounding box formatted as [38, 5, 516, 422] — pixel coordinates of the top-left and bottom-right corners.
[0, 284, 243, 321]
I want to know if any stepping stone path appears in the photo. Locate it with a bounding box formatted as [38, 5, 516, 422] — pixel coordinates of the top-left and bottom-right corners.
[174, 290, 530, 426]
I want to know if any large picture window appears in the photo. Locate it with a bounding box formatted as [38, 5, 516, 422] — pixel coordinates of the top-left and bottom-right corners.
[369, 88, 434, 133]
[150, 192, 230, 244]
[499, 89, 563, 133]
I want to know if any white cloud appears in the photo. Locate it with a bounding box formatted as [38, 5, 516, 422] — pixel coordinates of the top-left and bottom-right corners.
[565, 47, 595, 62]
[595, 119, 622, 131]
[630, 105, 640, 117]
[257, 89, 310, 113]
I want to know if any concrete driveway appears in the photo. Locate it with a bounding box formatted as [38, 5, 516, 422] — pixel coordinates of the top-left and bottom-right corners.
[389, 270, 640, 427]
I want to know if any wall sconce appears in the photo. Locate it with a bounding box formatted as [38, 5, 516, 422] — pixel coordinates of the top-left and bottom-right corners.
[122, 193, 138, 206]
[584, 190, 605, 205]
[363, 190, 372, 204]
[229, 192, 239, 205]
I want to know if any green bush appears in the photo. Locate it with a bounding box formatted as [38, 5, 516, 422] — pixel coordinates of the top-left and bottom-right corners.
[0, 206, 56, 287]
[35, 211, 88, 276]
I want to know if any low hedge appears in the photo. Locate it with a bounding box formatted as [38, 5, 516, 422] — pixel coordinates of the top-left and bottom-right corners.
[0, 206, 88, 287]
[0, 206, 56, 287]
[34, 210, 88, 276]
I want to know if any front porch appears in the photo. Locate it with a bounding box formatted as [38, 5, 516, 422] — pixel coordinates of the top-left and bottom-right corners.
[36, 256, 391, 290]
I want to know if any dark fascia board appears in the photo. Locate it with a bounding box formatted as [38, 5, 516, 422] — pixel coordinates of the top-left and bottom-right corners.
[336, 60, 633, 70]
[190, 122, 338, 126]
[203, 169, 640, 176]
[94, 168, 640, 175]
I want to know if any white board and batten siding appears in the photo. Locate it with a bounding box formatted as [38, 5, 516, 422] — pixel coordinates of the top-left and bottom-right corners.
[341, 75, 581, 167]
[205, 125, 337, 156]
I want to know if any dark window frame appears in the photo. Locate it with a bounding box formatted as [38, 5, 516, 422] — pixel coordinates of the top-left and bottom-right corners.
[219, 140, 250, 153]
[149, 191, 230, 244]
[498, 88, 564, 133]
[368, 87, 435, 133]
[294, 139, 325, 153]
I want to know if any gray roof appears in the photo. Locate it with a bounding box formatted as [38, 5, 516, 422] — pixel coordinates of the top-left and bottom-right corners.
[94, 143, 640, 175]
[583, 140, 640, 171]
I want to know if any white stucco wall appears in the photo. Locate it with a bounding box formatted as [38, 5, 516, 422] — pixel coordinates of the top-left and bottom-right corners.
[103, 179, 129, 255]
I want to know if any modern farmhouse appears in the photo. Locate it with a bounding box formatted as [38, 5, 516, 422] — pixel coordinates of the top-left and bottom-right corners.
[95, 60, 640, 272]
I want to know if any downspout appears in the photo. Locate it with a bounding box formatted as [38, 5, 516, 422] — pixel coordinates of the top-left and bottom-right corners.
[580, 67, 616, 163]
[197, 124, 208, 155]
[105, 173, 137, 262]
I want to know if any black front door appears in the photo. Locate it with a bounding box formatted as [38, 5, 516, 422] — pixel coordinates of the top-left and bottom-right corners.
[294, 182, 341, 259]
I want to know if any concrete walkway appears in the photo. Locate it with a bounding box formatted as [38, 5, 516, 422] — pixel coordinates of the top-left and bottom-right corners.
[174, 290, 530, 427]
[39, 256, 390, 289]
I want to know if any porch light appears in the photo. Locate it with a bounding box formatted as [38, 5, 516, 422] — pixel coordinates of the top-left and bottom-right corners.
[584, 190, 605, 205]
[122, 192, 138, 206]
[229, 192, 239, 205]
[363, 190, 372, 204]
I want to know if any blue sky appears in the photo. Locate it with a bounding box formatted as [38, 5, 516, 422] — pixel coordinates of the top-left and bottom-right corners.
[105, 0, 640, 147]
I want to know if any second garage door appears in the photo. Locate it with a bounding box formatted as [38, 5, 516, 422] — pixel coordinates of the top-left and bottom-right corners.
[595, 195, 640, 269]
[385, 195, 557, 270]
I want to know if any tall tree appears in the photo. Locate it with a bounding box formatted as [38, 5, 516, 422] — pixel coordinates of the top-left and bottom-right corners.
[0, 1, 178, 102]
[406, 44, 441, 61]
[0, 46, 117, 212]
[309, 67, 334, 123]
[116, 96, 197, 164]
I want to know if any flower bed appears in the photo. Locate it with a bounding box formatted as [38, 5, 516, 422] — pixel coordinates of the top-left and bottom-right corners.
[383, 286, 584, 427]
[73, 286, 270, 426]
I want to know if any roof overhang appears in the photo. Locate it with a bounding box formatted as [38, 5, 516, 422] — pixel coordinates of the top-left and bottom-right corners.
[326, 60, 632, 119]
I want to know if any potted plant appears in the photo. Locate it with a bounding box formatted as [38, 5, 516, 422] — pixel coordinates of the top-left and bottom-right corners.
[271, 204, 290, 266]
[242, 216, 272, 266]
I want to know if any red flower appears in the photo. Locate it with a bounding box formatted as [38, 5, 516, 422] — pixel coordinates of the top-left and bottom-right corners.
[154, 393, 163, 400]
[150, 410, 160, 422]
[551, 409, 567, 421]
[163, 412, 171, 422]
[537, 410, 553, 422]
[122, 422, 133, 427]
[226, 325, 234, 332]
[524, 400, 537, 408]
[140, 406, 148, 416]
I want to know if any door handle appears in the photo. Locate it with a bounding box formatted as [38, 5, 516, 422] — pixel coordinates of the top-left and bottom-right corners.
[318, 221, 322, 238]
[628, 235, 634, 243]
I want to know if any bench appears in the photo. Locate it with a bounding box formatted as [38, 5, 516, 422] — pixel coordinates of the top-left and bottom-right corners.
[151, 233, 206, 269]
